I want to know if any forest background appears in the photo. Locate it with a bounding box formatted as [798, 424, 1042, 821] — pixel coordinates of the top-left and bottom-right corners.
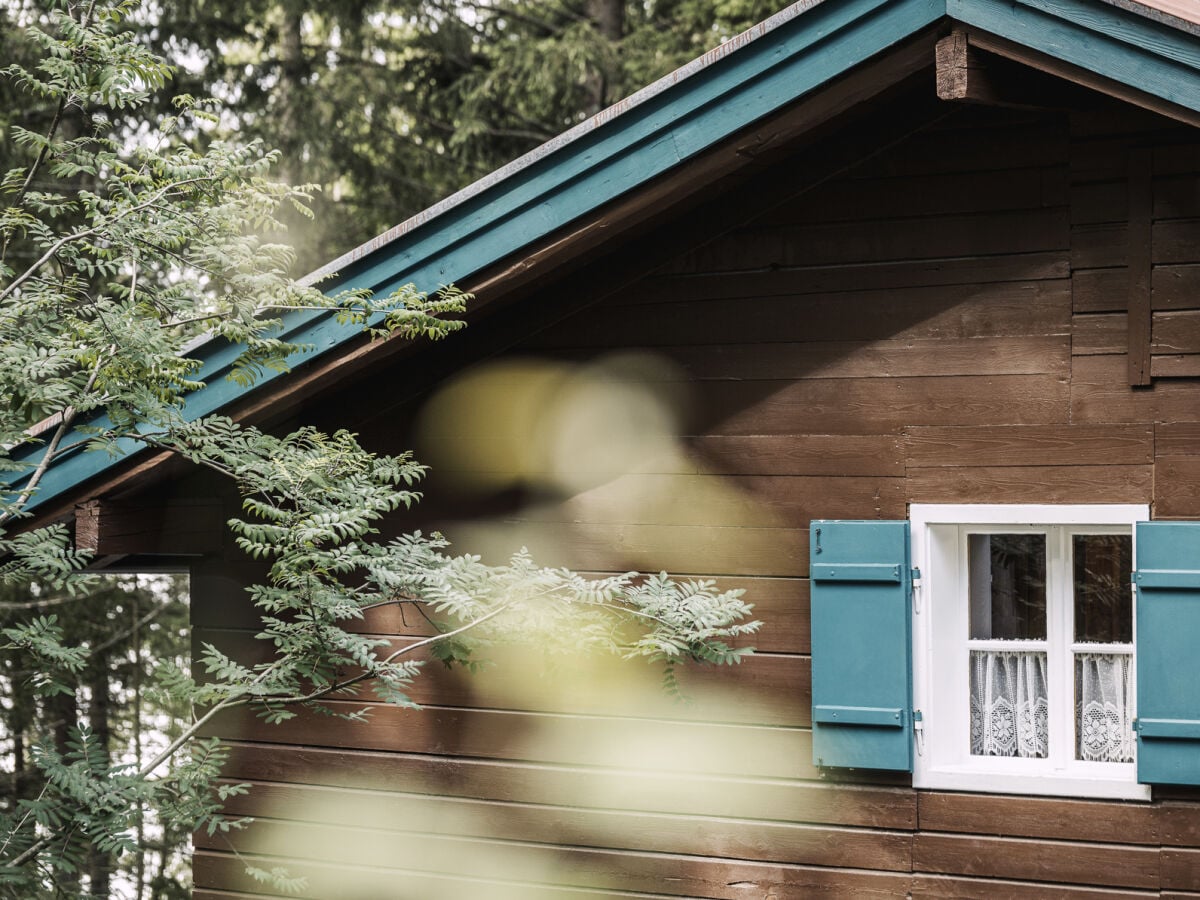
[0, 1, 782, 896]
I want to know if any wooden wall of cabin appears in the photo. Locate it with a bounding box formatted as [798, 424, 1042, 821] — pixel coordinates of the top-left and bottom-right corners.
[192, 99, 1200, 898]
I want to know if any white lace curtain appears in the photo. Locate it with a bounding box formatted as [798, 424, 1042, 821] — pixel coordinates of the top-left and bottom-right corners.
[1076, 652, 1134, 763]
[970, 650, 1049, 758]
[970, 649, 1133, 762]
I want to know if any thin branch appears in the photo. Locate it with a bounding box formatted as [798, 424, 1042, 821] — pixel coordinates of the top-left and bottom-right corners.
[0, 174, 221, 311]
[0, 781, 48, 859]
[264, 599, 517, 706]
[0, 346, 108, 527]
[1, 96, 67, 266]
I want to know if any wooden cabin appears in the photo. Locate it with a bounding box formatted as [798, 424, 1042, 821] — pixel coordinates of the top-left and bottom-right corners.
[22, 0, 1200, 895]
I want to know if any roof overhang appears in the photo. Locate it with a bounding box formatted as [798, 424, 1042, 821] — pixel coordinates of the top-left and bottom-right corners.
[10, 0, 1200, 524]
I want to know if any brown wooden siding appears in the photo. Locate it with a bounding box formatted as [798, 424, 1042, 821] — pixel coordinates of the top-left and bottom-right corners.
[193, 100, 1200, 897]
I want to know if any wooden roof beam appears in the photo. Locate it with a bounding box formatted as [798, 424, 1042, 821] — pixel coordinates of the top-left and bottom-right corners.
[936, 29, 1004, 104]
[74, 498, 224, 563]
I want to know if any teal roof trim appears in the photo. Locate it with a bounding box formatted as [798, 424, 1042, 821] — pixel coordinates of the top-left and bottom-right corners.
[950, 0, 1200, 109]
[10, 0, 1200, 515]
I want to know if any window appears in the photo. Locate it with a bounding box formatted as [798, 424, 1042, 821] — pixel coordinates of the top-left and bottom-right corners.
[911, 504, 1149, 800]
[811, 513, 1200, 792]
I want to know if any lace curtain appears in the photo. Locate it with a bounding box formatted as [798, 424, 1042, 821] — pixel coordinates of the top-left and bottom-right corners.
[1076, 652, 1134, 762]
[970, 650, 1133, 761]
[970, 650, 1049, 758]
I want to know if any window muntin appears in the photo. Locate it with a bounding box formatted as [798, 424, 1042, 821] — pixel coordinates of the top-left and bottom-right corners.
[911, 504, 1148, 801]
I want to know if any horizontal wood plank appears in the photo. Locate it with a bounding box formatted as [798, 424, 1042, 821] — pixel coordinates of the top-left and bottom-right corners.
[638, 253, 1069, 304]
[1155, 423, 1200, 457]
[220, 743, 915, 828]
[194, 847, 915, 899]
[690, 434, 903, 477]
[205, 781, 914, 872]
[1072, 133, 1194, 183]
[1072, 268, 1128, 313]
[765, 166, 1067, 226]
[209, 702, 813, 780]
[1158, 220, 1200, 265]
[1070, 180, 1126, 226]
[905, 464, 1152, 504]
[1070, 310, 1200, 357]
[532, 280, 1072, 348]
[1154, 144, 1200, 177]
[1070, 223, 1127, 269]
[905, 424, 1152, 468]
[194, 846, 701, 899]
[1151, 354, 1200, 378]
[1154, 265, 1200, 310]
[1071, 355, 1200, 424]
[850, 119, 1068, 179]
[1070, 264, 1200, 314]
[671, 208, 1069, 273]
[522, 474, 904, 529]
[1155, 310, 1200, 353]
[917, 792, 1161, 845]
[436, 519, 807, 576]
[912, 832, 1158, 889]
[653, 336, 1069, 381]
[1154, 457, 1200, 518]
[700, 375, 1069, 436]
[1072, 220, 1200, 269]
[422, 435, 902, 479]
[1072, 312, 1125, 355]
[1157, 174, 1200, 220]
[1162, 848, 1200, 892]
[1158, 802, 1200, 848]
[911, 873, 1156, 898]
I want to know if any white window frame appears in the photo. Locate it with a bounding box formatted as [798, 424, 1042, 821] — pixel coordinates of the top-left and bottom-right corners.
[910, 503, 1149, 801]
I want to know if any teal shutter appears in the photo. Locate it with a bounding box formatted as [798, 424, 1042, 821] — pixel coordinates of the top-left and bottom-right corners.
[1135, 521, 1200, 785]
[810, 520, 912, 771]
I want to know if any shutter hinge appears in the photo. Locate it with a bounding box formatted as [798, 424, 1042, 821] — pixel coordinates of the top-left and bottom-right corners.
[913, 709, 925, 756]
[911, 567, 922, 613]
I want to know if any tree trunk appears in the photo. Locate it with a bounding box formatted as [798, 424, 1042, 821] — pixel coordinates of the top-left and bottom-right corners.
[87, 654, 112, 898]
[48, 688, 81, 894]
[583, 0, 625, 115]
[587, 0, 624, 41]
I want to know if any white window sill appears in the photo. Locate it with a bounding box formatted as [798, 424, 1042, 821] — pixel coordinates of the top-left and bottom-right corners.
[915, 766, 1151, 801]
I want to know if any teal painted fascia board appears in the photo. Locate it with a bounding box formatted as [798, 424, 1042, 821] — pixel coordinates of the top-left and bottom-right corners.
[948, 0, 1200, 110]
[10, 0, 946, 514]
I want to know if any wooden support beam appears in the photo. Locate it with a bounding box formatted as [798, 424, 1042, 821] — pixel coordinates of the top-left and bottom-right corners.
[75, 498, 225, 559]
[936, 30, 996, 104]
[1128, 147, 1154, 387]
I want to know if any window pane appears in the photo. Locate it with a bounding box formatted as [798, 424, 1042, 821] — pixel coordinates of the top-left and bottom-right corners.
[970, 650, 1049, 758]
[1073, 534, 1133, 643]
[969, 533, 1047, 640]
[1075, 652, 1134, 762]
